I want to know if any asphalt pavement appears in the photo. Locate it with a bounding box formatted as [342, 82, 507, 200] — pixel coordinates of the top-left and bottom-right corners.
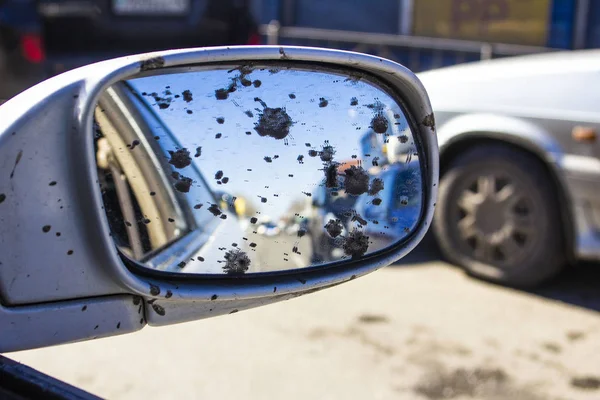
[9, 237, 600, 400]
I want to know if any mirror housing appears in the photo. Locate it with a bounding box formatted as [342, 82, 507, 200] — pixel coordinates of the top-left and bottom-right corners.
[0, 46, 438, 352]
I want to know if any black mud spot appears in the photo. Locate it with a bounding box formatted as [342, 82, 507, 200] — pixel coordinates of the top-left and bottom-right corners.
[211, 294, 218, 300]
[253, 80, 262, 88]
[215, 88, 229, 100]
[194, 146, 202, 158]
[149, 284, 160, 296]
[168, 148, 191, 169]
[215, 170, 224, 180]
[250, 217, 258, 224]
[229, 309, 239, 314]
[49, 181, 57, 186]
[399, 134, 409, 143]
[319, 142, 335, 162]
[571, 376, 600, 390]
[325, 162, 340, 188]
[351, 211, 368, 226]
[368, 178, 384, 196]
[289, 93, 296, 99]
[186, 109, 193, 114]
[318, 98, 328, 108]
[140, 56, 165, 71]
[297, 155, 304, 164]
[154, 95, 171, 109]
[254, 102, 293, 140]
[152, 303, 166, 316]
[42, 225, 51, 233]
[129, 140, 140, 150]
[245, 110, 254, 118]
[222, 249, 251, 275]
[260, 197, 267, 203]
[174, 175, 193, 193]
[370, 112, 389, 134]
[208, 203, 222, 217]
[10, 150, 23, 179]
[342, 229, 369, 258]
[297, 229, 306, 237]
[325, 219, 343, 238]
[422, 113, 435, 131]
[278, 47, 289, 59]
[182, 90, 193, 103]
[178, 261, 186, 268]
[216, 117, 225, 124]
[165, 290, 173, 299]
[372, 198, 382, 206]
[215, 133, 222, 139]
[344, 166, 369, 195]
[264, 156, 272, 163]
[350, 97, 358, 106]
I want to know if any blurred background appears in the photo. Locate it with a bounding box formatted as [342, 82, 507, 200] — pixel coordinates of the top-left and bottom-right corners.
[5, 1, 600, 399]
[0, 0, 596, 100]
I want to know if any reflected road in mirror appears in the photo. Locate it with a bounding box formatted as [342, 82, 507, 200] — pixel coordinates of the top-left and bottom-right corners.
[93, 64, 423, 275]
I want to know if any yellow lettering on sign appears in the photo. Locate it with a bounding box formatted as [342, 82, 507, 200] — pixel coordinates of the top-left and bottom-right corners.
[413, 0, 551, 46]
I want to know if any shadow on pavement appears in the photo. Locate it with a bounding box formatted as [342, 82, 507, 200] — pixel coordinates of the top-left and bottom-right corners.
[390, 231, 600, 313]
[530, 262, 600, 313]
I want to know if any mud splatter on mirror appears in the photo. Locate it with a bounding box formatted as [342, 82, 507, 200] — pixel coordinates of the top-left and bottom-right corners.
[93, 64, 423, 275]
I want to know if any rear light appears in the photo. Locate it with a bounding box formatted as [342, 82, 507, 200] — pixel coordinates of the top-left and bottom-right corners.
[21, 34, 45, 64]
[247, 33, 261, 45]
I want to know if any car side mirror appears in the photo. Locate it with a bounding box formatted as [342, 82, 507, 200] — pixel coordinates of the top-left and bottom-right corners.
[0, 46, 438, 352]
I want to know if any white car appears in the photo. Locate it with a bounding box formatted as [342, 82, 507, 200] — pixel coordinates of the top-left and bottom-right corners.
[420, 50, 600, 287]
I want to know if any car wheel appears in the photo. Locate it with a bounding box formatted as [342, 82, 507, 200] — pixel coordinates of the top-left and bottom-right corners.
[433, 143, 565, 287]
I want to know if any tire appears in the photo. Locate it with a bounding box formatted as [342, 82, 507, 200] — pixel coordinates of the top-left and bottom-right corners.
[433, 143, 565, 287]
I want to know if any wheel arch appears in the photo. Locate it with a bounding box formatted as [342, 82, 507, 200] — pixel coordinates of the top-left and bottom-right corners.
[436, 113, 576, 264]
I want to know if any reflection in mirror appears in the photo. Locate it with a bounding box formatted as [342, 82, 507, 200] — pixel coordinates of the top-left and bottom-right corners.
[93, 64, 423, 275]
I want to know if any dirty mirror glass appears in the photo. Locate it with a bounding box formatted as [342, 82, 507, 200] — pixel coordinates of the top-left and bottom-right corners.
[93, 64, 423, 275]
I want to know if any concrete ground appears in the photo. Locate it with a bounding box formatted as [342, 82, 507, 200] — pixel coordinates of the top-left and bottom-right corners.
[8, 238, 600, 400]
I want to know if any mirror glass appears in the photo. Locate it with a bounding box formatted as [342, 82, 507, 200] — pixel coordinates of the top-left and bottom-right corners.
[93, 64, 423, 275]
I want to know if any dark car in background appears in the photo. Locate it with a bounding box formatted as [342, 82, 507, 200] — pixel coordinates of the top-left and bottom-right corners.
[0, 0, 258, 100]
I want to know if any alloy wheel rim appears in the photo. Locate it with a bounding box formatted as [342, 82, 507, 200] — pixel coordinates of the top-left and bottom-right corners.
[453, 173, 537, 267]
